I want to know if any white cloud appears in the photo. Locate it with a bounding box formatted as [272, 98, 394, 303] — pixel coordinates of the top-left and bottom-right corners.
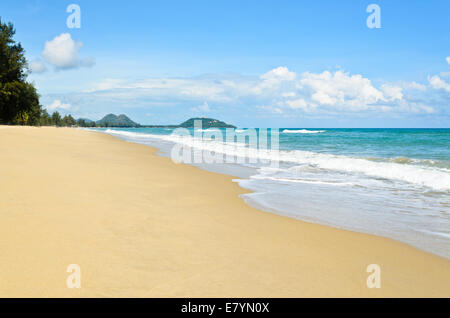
[42, 33, 94, 70]
[400, 81, 427, 91]
[254, 66, 297, 93]
[191, 101, 211, 113]
[447, 57, 450, 65]
[273, 108, 283, 114]
[381, 84, 403, 101]
[261, 66, 296, 81]
[29, 59, 47, 73]
[85, 78, 125, 92]
[311, 91, 335, 105]
[85, 77, 232, 102]
[298, 70, 390, 111]
[46, 99, 71, 111]
[285, 98, 315, 112]
[82, 67, 434, 116]
[428, 75, 450, 92]
[281, 92, 296, 97]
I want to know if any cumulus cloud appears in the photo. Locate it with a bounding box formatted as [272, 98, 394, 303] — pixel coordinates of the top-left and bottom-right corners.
[298, 71, 392, 111]
[82, 67, 438, 116]
[46, 99, 71, 111]
[252, 66, 297, 94]
[261, 66, 296, 82]
[285, 98, 316, 112]
[28, 59, 47, 73]
[42, 33, 94, 70]
[381, 84, 403, 101]
[447, 57, 450, 65]
[428, 75, 450, 92]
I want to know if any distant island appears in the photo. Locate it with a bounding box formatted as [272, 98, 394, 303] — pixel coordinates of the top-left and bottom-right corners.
[74, 114, 236, 129]
[95, 114, 141, 128]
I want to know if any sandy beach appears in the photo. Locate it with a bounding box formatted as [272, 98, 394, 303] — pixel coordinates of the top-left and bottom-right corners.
[0, 126, 449, 297]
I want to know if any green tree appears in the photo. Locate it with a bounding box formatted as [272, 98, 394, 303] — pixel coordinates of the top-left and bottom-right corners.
[0, 18, 41, 124]
[40, 109, 51, 126]
[51, 111, 62, 127]
[76, 118, 87, 127]
[62, 114, 76, 127]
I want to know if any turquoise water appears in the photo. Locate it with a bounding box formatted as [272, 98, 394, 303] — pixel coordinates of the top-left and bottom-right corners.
[280, 128, 450, 164]
[96, 127, 450, 258]
[98, 127, 450, 164]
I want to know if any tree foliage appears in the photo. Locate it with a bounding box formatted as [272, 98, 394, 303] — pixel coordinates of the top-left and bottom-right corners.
[51, 111, 62, 126]
[0, 18, 41, 125]
[40, 109, 51, 126]
[62, 114, 76, 127]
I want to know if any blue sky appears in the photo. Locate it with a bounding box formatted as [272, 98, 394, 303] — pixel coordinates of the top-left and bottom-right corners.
[1, 0, 450, 127]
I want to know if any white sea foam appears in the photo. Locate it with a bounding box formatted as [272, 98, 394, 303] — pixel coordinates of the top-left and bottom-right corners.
[105, 129, 158, 139]
[103, 129, 450, 191]
[282, 129, 325, 134]
[195, 128, 221, 132]
[251, 175, 355, 186]
[416, 229, 450, 239]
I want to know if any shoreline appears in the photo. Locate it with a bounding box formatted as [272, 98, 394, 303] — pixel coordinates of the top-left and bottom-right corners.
[101, 127, 450, 260]
[1, 126, 449, 297]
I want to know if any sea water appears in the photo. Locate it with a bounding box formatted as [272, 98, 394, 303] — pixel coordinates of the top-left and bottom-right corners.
[95, 127, 450, 259]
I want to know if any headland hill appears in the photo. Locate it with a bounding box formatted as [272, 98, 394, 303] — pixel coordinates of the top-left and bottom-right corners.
[74, 114, 236, 129]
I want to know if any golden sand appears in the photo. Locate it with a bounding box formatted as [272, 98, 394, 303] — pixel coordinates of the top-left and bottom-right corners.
[0, 126, 449, 297]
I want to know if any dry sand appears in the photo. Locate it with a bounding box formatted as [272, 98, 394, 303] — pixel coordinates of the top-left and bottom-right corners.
[0, 126, 449, 297]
